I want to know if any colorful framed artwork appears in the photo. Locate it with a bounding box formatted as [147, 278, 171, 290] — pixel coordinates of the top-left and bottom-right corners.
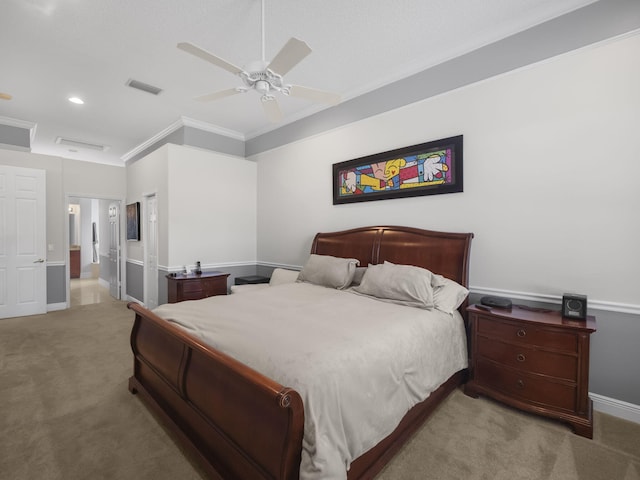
[333, 135, 463, 204]
[126, 202, 140, 241]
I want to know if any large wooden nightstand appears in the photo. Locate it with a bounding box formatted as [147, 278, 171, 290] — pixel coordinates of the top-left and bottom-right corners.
[166, 271, 229, 303]
[464, 304, 596, 438]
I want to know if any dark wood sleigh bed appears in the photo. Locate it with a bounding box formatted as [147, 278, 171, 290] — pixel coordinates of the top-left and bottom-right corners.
[128, 225, 473, 480]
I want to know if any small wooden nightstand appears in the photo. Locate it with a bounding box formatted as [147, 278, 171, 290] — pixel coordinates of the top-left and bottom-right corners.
[166, 271, 229, 303]
[464, 304, 596, 438]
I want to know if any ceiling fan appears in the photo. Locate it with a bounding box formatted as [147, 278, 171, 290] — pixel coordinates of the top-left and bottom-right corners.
[177, 0, 340, 122]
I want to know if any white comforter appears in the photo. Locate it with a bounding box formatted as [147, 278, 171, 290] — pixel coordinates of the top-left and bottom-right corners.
[153, 282, 468, 480]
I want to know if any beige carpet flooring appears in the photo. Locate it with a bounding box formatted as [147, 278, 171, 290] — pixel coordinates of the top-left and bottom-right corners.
[1, 298, 639, 480]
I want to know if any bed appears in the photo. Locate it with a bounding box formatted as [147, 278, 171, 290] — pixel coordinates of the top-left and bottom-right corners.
[128, 225, 473, 480]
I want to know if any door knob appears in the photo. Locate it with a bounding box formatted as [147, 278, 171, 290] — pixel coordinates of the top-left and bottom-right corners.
[33, 259, 45, 263]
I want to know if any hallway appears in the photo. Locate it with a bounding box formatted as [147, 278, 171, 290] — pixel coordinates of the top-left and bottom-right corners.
[70, 278, 114, 306]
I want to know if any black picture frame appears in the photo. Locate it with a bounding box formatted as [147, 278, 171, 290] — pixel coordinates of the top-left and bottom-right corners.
[333, 135, 463, 204]
[126, 202, 140, 241]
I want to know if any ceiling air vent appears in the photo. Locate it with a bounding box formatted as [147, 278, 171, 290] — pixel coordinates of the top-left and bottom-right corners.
[126, 78, 163, 95]
[55, 137, 108, 152]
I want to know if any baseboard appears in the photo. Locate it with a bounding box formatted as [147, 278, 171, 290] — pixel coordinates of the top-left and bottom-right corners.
[126, 295, 144, 306]
[591, 393, 640, 424]
[47, 302, 67, 312]
[98, 278, 109, 290]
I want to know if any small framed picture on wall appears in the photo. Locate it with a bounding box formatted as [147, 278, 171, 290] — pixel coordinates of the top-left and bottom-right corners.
[126, 202, 140, 241]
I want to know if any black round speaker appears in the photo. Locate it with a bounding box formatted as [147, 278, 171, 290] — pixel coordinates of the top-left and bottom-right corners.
[562, 294, 587, 319]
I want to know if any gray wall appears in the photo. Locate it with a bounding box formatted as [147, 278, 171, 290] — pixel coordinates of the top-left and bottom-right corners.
[99, 254, 111, 283]
[589, 310, 640, 404]
[0, 124, 30, 150]
[126, 261, 144, 303]
[46, 265, 67, 305]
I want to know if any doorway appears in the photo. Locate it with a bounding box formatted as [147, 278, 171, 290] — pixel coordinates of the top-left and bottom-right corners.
[67, 196, 123, 307]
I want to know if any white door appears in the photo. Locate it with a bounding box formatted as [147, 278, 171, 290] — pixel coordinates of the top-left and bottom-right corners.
[108, 203, 121, 299]
[0, 166, 47, 319]
[144, 194, 158, 309]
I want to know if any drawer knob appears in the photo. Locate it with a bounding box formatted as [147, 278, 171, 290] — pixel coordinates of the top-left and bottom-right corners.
[516, 353, 526, 362]
[517, 329, 527, 338]
[516, 379, 525, 388]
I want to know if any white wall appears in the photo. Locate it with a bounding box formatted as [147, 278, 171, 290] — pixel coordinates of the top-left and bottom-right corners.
[62, 158, 127, 199]
[255, 32, 640, 307]
[167, 144, 257, 268]
[127, 144, 257, 270]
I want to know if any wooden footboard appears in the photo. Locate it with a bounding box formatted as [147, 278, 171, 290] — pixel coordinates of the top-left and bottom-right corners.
[128, 302, 305, 480]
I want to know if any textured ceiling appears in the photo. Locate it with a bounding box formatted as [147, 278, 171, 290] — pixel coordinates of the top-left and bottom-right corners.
[0, 0, 596, 165]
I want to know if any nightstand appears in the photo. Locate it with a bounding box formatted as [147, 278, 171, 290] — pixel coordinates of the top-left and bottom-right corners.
[464, 304, 596, 438]
[166, 271, 230, 303]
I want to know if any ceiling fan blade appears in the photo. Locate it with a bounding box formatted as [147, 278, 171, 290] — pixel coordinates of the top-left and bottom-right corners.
[266, 38, 312, 75]
[261, 97, 283, 123]
[177, 42, 244, 76]
[195, 88, 243, 102]
[288, 85, 341, 105]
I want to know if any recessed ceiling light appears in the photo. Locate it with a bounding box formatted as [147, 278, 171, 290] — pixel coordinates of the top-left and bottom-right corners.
[0, 92, 12, 100]
[68, 97, 84, 104]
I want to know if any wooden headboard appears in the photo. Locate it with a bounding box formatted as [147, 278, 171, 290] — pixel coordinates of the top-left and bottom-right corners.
[311, 225, 474, 288]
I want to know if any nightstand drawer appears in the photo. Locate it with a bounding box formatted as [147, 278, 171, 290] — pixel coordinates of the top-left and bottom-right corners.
[476, 359, 577, 412]
[182, 281, 204, 294]
[477, 316, 577, 352]
[180, 291, 205, 301]
[477, 337, 578, 381]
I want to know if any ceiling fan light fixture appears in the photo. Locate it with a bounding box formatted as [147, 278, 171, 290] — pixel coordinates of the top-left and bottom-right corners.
[255, 80, 270, 95]
[177, 0, 340, 121]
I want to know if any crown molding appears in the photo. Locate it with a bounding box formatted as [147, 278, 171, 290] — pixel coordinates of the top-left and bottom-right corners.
[121, 118, 184, 162]
[121, 116, 245, 163]
[180, 116, 245, 141]
[0, 115, 37, 144]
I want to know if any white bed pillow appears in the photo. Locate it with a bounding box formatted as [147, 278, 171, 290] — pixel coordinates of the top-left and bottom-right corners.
[297, 254, 359, 290]
[432, 274, 469, 314]
[269, 268, 300, 286]
[351, 262, 435, 309]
